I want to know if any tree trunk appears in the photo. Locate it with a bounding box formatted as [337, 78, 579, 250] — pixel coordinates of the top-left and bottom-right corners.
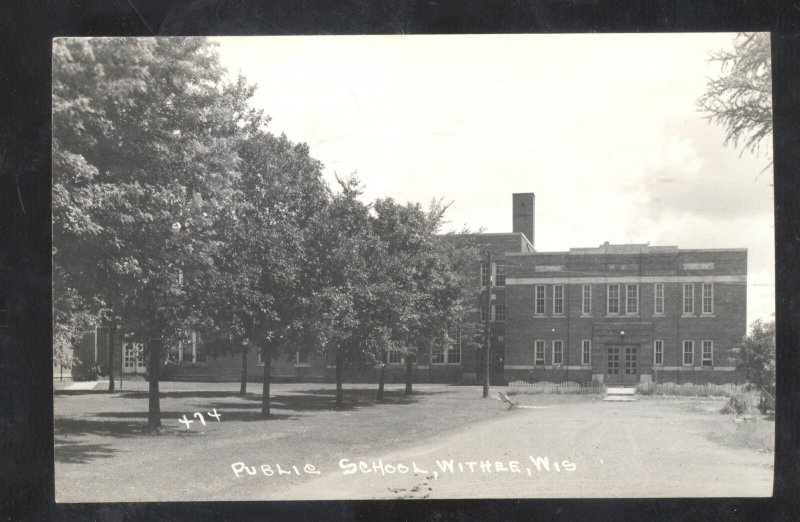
[147, 338, 162, 433]
[335, 347, 344, 408]
[107, 320, 116, 392]
[261, 343, 271, 416]
[377, 352, 386, 401]
[240, 345, 248, 396]
[405, 354, 413, 395]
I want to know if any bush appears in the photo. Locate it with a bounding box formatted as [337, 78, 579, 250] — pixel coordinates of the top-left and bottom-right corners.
[84, 362, 104, 381]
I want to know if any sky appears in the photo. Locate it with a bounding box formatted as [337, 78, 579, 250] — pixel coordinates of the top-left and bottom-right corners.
[214, 34, 774, 326]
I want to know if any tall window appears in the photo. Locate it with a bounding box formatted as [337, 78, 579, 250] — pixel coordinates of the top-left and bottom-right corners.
[535, 285, 546, 315]
[493, 304, 506, 322]
[388, 350, 403, 364]
[495, 262, 505, 287]
[534, 340, 545, 365]
[607, 284, 620, 314]
[683, 340, 694, 366]
[582, 284, 592, 315]
[683, 284, 694, 315]
[448, 329, 461, 364]
[581, 340, 591, 365]
[296, 351, 310, 365]
[701, 340, 713, 366]
[626, 284, 639, 314]
[553, 285, 564, 315]
[654, 340, 663, 365]
[481, 262, 491, 287]
[481, 305, 489, 322]
[431, 344, 445, 364]
[702, 283, 714, 315]
[654, 283, 664, 315]
[552, 340, 563, 365]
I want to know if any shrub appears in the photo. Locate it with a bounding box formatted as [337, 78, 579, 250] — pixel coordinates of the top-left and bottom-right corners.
[720, 393, 749, 415]
[84, 362, 104, 381]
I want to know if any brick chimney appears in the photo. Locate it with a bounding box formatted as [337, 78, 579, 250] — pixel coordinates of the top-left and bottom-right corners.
[512, 192, 535, 247]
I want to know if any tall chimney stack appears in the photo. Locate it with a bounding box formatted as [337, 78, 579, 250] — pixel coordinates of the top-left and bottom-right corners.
[512, 192, 535, 248]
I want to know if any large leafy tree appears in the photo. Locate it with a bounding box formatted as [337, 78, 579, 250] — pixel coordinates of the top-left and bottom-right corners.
[304, 176, 384, 408]
[698, 32, 772, 159]
[53, 37, 256, 432]
[202, 130, 328, 411]
[730, 319, 775, 390]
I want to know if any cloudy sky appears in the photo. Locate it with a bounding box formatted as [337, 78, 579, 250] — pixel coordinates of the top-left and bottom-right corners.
[214, 34, 774, 325]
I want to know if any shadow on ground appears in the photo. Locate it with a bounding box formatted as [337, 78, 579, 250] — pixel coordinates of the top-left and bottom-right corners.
[239, 388, 443, 412]
[54, 437, 116, 464]
[94, 410, 298, 422]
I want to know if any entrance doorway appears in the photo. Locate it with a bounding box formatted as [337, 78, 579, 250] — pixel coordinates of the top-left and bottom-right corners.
[606, 346, 638, 384]
[123, 342, 146, 374]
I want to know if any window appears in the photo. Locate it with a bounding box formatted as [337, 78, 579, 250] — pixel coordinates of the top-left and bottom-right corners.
[388, 350, 403, 364]
[431, 344, 445, 364]
[553, 285, 564, 315]
[448, 330, 461, 364]
[683, 284, 694, 315]
[702, 340, 713, 366]
[607, 284, 620, 314]
[481, 305, 489, 322]
[480, 262, 491, 287]
[581, 340, 591, 365]
[493, 304, 505, 322]
[626, 284, 639, 315]
[582, 284, 591, 315]
[495, 262, 505, 287]
[702, 283, 713, 315]
[534, 340, 545, 365]
[535, 285, 546, 315]
[654, 340, 663, 365]
[296, 351, 310, 366]
[552, 340, 563, 365]
[683, 340, 694, 366]
[654, 283, 664, 315]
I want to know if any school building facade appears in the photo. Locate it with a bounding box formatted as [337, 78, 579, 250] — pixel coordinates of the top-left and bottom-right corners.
[70, 192, 747, 385]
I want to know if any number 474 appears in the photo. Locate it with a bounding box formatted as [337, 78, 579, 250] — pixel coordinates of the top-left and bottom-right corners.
[179, 409, 222, 429]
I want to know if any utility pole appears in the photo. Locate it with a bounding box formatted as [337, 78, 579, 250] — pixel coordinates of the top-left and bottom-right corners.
[483, 251, 492, 398]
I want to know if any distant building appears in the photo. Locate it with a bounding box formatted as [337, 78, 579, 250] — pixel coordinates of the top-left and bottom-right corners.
[71, 192, 747, 385]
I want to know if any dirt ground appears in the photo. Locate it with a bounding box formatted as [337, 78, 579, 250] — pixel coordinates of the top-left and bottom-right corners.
[54, 382, 773, 502]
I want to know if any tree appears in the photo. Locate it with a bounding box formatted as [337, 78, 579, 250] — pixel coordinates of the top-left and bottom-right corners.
[201, 130, 327, 409]
[698, 32, 772, 159]
[730, 319, 775, 390]
[304, 175, 384, 408]
[53, 37, 256, 432]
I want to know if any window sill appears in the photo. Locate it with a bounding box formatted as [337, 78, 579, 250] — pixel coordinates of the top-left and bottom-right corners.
[552, 314, 565, 318]
[653, 313, 665, 318]
[605, 314, 639, 318]
[681, 314, 696, 318]
[532, 315, 548, 319]
[294, 363, 310, 368]
[700, 314, 716, 318]
[580, 314, 592, 318]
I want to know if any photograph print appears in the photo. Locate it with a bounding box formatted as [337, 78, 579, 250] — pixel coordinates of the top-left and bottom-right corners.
[52, 33, 775, 502]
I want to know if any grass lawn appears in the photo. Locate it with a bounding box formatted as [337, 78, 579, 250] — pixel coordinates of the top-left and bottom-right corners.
[55, 381, 508, 502]
[54, 382, 774, 501]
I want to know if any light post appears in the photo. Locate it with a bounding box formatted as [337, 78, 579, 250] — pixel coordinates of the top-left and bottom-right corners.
[483, 251, 492, 398]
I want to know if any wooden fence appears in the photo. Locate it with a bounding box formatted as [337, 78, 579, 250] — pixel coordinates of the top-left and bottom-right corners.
[636, 381, 745, 397]
[507, 380, 605, 394]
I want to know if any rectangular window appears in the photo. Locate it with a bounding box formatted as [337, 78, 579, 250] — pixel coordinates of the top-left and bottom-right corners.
[493, 304, 505, 322]
[480, 262, 491, 287]
[552, 340, 563, 365]
[607, 284, 620, 315]
[683, 284, 694, 315]
[296, 351, 309, 365]
[448, 330, 461, 364]
[683, 340, 694, 366]
[534, 340, 545, 365]
[535, 285, 546, 315]
[431, 344, 445, 364]
[553, 285, 564, 315]
[626, 284, 639, 315]
[495, 262, 505, 287]
[581, 340, 591, 365]
[702, 283, 713, 315]
[582, 284, 591, 315]
[388, 350, 403, 364]
[481, 305, 489, 322]
[702, 340, 713, 366]
[654, 340, 663, 365]
[654, 283, 664, 315]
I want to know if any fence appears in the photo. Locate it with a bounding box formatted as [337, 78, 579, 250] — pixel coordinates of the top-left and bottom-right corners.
[507, 380, 605, 394]
[636, 381, 746, 397]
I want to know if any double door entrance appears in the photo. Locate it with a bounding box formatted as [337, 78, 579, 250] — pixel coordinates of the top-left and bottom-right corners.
[606, 345, 638, 384]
